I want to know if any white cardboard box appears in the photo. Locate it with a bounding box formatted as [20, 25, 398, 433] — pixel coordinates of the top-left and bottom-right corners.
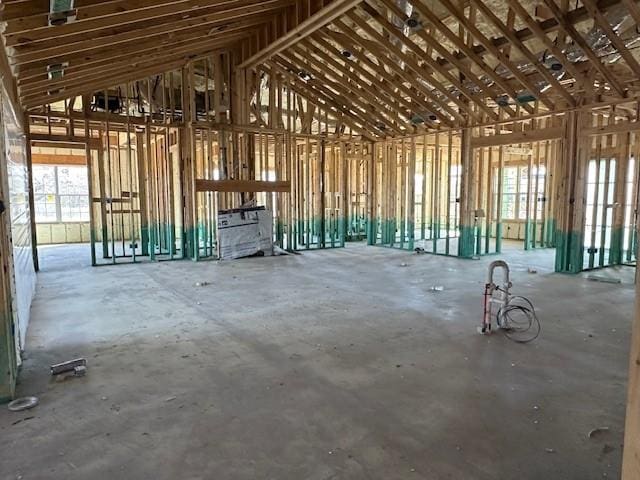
[217, 206, 273, 260]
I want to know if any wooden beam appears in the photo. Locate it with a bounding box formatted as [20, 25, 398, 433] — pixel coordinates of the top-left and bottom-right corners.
[10, 2, 291, 65]
[409, 0, 525, 113]
[470, 127, 563, 148]
[19, 42, 230, 97]
[506, 0, 584, 84]
[432, 0, 626, 73]
[238, 0, 363, 68]
[378, 0, 503, 120]
[282, 45, 410, 135]
[4, 0, 274, 42]
[346, 10, 467, 124]
[437, 0, 551, 111]
[31, 153, 87, 165]
[468, 0, 575, 107]
[270, 56, 384, 134]
[0, 40, 23, 131]
[302, 35, 435, 129]
[325, 25, 454, 127]
[542, 0, 626, 98]
[623, 279, 640, 477]
[362, 0, 486, 122]
[195, 179, 291, 192]
[20, 42, 242, 109]
[14, 21, 257, 81]
[31, 141, 88, 149]
[581, 0, 640, 81]
[582, 120, 640, 136]
[266, 62, 373, 138]
[29, 133, 101, 148]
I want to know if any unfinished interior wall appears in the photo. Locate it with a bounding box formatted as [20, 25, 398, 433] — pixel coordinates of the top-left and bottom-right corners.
[189, 64, 363, 256]
[555, 102, 640, 273]
[191, 127, 290, 258]
[578, 117, 639, 271]
[192, 130, 357, 255]
[370, 133, 462, 255]
[343, 142, 370, 241]
[470, 114, 563, 256]
[86, 120, 183, 265]
[23, 38, 640, 275]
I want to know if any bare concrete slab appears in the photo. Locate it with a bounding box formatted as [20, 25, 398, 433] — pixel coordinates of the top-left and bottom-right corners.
[0, 243, 632, 479]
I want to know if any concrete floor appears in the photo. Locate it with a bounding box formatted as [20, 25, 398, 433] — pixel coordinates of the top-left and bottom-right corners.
[0, 242, 633, 479]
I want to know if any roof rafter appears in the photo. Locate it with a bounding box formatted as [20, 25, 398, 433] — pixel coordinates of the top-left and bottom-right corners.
[436, 0, 553, 111]
[4, 0, 269, 41]
[323, 27, 453, 128]
[17, 26, 255, 92]
[346, 10, 467, 124]
[468, 0, 576, 108]
[272, 54, 390, 134]
[377, 0, 501, 121]
[433, 0, 625, 74]
[10, 0, 293, 64]
[286, 43, 417, 134]
[13, 13, 280, 78]
[20, 35, 246, 106]
[581, 0, 640, 81]
[302, 35, 437, 129]
[264, 61, 374, 137]
[541, 0, 626, 97]
[354, 5, 480, 123]
[410, 0, 528, 113]
[505, 0, 583, 84]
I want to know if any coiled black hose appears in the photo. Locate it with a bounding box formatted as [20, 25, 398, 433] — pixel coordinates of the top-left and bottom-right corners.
[495, 294, 541, 344]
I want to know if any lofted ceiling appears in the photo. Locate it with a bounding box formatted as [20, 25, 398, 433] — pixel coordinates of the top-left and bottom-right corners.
[0, 0, 316, 108]
[256, 0, 640, 136]
[1, 0, 639, 139]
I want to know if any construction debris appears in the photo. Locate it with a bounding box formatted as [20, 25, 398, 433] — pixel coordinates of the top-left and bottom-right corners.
[588, 426, 611, 439]
[51, 358, 86, 376]
[587, 275, 621, 284]
[8, 396, 39, 412]
[51, 358, 87, 381]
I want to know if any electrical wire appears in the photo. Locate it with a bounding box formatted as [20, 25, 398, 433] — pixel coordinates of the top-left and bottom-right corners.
[495, 293, 541, 344]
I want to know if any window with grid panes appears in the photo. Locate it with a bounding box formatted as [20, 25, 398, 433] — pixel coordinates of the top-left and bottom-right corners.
[33, 165, 89, 222]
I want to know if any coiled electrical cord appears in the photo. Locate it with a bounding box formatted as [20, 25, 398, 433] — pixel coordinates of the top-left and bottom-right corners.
[494, 290, 541, 344]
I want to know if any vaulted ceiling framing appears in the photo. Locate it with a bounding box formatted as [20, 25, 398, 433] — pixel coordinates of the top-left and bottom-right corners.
[249, 0, 640, 138]
[1, 0, 332, 108]
[1, 0, 639, 140]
